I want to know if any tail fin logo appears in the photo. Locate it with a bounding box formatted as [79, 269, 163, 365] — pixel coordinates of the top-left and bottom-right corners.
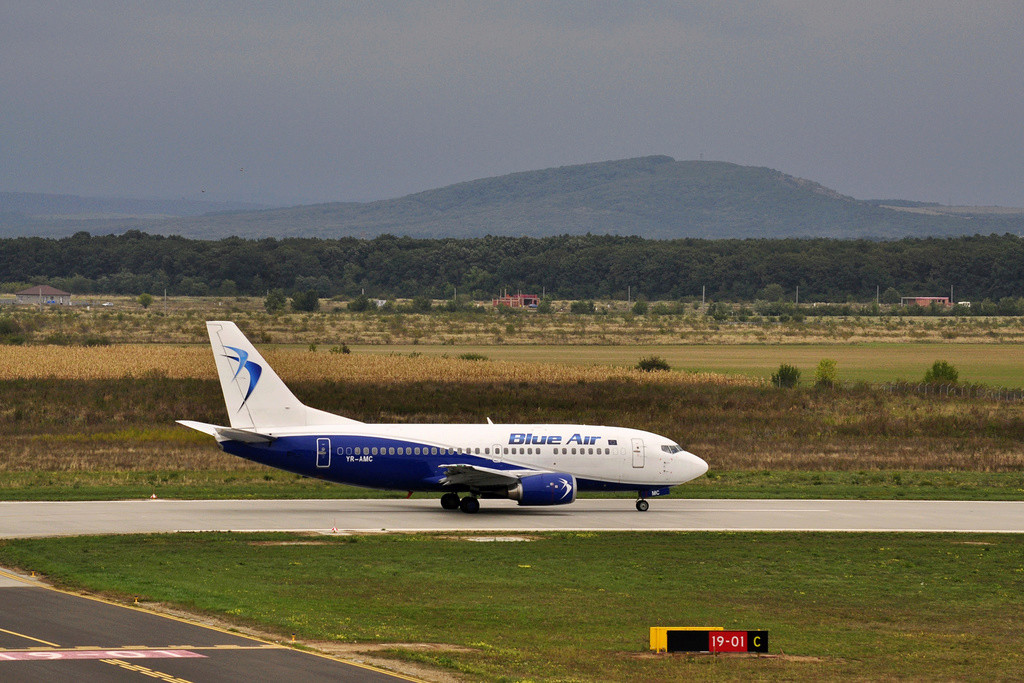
[224, 345, 262, 409]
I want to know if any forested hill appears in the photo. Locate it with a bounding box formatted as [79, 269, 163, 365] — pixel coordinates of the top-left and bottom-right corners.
[5, 157, 1022, 240]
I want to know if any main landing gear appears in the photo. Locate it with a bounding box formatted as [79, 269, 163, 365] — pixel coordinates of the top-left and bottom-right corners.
[440, 492, 480, 514]
[636, 498, 650, 512]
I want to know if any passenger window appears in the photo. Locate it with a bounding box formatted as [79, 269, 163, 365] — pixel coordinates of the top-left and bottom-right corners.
[504, 447, 509, 455]
[485, 447, 490, 455]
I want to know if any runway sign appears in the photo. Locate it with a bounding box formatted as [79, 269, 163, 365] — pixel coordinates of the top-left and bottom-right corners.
[650, 627, 768, 653]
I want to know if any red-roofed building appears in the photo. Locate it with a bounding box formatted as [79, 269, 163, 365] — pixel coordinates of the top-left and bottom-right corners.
[901, 296, 952, 307]
[492, 293, 540, 308]
[16, 285, 72, 305]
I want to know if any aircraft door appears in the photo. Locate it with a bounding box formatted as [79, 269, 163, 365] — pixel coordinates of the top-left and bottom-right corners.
[316, 438, 331, 468]
[631, 438, 645, 468]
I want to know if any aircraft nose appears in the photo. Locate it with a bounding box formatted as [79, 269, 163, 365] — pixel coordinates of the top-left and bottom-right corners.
[684, 451, 709, 480]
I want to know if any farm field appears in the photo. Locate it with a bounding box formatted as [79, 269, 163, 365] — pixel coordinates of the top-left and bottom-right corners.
[1, 531, 1021, 681]
[4, 340, 1024, 387]
[349, 342, 1024, 386]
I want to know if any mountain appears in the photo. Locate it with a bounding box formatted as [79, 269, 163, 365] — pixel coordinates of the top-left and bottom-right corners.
[0, 192, 269, 235]
[4, 157, 1023, 239]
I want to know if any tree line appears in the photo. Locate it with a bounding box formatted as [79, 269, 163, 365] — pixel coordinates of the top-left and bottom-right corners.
[1, 230, 1023, 303]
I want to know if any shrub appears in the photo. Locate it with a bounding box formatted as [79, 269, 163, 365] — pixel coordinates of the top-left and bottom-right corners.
[291, 289, 320, 312]
[347, 295, 372, 312]
[264, 289, 287, 313]
[814, 358, 838, 388]
[771, 363, 801, 388]
[924, 360, 958, 384]
[410, 295, 432, 313]
[569, 300, 596, 314]
[636, 356, 670, 372]
[706, 302, 729, 321]
[138, 293, 153, 309]
[631, 299, 649, 315]
[458, 353, 488, 361]
[82, 335, 111, 347]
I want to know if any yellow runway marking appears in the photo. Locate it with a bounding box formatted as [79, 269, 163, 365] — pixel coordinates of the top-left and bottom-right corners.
[0, 627, 60, 647]
[101, 659, 193, 682]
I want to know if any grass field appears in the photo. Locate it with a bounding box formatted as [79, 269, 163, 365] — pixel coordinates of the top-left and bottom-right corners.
[1, 531, 1021, 681]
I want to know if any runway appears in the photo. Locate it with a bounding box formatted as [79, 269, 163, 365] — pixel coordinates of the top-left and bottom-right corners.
[2, 498, 1023, 537]
[0, 568, 413, 682]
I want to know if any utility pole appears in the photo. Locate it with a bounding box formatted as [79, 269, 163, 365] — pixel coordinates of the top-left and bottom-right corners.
[702, 286, 705, 306]
[795, 286, 799, 305]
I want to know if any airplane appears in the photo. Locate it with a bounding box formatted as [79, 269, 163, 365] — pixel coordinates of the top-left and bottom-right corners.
[179, 321, 708, 513]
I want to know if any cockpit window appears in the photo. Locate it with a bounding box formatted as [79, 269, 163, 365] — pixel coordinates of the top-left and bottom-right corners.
[661, 444, 684, 454]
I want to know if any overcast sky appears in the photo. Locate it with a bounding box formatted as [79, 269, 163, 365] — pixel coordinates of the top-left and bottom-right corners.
[3, 2, 1023, 206]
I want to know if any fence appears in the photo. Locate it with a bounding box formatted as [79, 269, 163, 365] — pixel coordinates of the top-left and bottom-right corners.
[881, 382, 1024, 402]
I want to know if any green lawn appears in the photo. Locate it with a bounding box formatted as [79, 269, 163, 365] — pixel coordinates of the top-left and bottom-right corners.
[1, 531, 1021, 681]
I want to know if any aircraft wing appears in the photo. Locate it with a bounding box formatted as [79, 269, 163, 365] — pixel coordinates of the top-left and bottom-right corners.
[438, 463, 545, 488]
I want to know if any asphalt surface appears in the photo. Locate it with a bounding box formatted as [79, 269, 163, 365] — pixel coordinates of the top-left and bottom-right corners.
[2, 498, 1023, 536]
[0, 568, 413, 682]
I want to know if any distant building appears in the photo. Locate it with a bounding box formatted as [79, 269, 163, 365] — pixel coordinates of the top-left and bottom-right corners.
[16, 285, 72, 306]
[901, 296, 952, 307]
[492, 293, 540, 308]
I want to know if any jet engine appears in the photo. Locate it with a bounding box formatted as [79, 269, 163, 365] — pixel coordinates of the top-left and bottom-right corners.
[508, 473, 577, 506]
